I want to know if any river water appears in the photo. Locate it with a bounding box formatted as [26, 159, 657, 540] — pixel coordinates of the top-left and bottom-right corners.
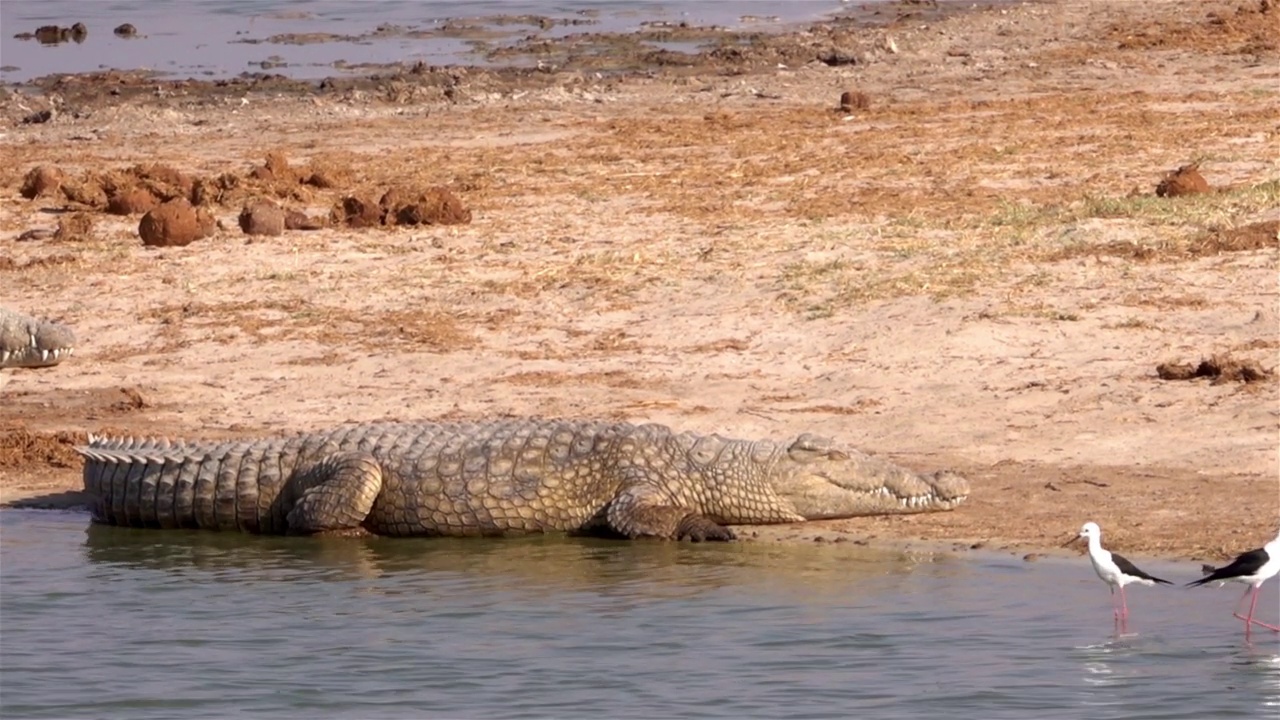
[1, 509, 1277, 719]
[0, 0, 852, 82]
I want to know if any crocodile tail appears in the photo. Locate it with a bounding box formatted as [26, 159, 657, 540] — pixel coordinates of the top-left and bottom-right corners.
[79, 436, 282, 533]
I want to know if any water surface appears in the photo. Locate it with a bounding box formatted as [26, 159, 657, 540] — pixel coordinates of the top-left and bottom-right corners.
[0, 1, 851, 82]
[1, 510, 1277, 718]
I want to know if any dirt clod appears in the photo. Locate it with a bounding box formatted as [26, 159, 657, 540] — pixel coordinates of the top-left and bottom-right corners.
[250, 150, 298, 185]
[113, 387, 149, 411]
[284, 209, 328, 230]
[107, 187, 160, 215]
[382, 186, 472, 226]
[839, 90, 871, 112]
[238, 199, 286, 236]
[133, 163, 194, 200]
[1155, 162, 1211, 197]
[1189, 220, 1280, 255]
[55, 212, 95, 241]
[331, 195, 383, 228]
[60, 178, 109, 209]
[1156, 354, 1272, 383]
[138, 197, 204, 247]
[20, 166, 64, 199]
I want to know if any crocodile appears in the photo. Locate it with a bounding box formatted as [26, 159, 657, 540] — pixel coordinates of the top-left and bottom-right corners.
[78, 419, 970, 540]
[0, 306, 75, 369]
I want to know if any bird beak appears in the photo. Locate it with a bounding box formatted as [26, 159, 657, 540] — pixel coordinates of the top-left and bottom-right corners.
[1060, 534, 1080, 548]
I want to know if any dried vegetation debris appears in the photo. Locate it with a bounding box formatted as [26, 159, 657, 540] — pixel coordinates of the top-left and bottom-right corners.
[1156, 354, 1273, 384]
[1106, 0, 1280, 55]
[0, 426, 85, 469]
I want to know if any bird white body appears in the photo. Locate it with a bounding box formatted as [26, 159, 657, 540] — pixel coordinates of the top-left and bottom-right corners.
[1189, 529, 1280, 634]
[1087, 543, 1157, 589]
[1070, 521, 1170, 627]
[1201, 532, 1280, 589]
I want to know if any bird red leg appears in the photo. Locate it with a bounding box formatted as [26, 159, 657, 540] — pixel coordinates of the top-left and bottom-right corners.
[1235, 586, 1280, 632]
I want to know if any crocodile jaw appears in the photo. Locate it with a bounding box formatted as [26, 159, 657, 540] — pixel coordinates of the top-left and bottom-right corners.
[779, 472, 970, 519]
[767, 435, 970, 519]
[0, 345, 74, 368]
[0, 311, 76, 369]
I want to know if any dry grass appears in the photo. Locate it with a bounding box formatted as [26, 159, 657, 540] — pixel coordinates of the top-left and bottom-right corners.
[98, 300, 477, 358]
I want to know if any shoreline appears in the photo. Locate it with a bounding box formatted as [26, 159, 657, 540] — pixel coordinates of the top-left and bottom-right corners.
[0, 498, 1196, 566]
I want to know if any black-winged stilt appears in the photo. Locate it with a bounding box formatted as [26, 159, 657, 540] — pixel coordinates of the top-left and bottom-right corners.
[1187, 528, 1280, 633]
[1064, 521, 1171, 625]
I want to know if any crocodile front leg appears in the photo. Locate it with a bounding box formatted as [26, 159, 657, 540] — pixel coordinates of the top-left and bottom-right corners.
[606, 485, 736, 542]
[286, 451, 383, 536]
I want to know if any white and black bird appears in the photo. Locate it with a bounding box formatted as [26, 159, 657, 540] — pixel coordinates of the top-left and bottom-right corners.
[1065, 521, 1171, 624]
[1188, 528, 1280, 633]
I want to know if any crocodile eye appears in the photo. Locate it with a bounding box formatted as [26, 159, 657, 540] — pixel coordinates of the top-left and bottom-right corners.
[787, 434, 838, 462]
[790, 433, 830, 452]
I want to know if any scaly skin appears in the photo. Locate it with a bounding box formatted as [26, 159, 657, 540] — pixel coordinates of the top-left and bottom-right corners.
[79, 419, 970, 541]
[0, 307, 75, 369]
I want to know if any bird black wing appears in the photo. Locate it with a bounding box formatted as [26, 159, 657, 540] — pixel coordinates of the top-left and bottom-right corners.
[1111, 553, 1172, 584]
[1187, 548, 1268, 587]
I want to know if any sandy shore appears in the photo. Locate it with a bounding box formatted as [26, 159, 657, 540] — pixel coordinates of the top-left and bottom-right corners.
[2, 0, 1277, 562]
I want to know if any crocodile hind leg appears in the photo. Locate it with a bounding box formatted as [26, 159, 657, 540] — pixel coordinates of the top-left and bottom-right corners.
[606, 485, 736, 542]
[286, 451, 383, 536]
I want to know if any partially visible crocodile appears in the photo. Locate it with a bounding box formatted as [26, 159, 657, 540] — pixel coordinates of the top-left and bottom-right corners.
[79, 419, 969, 540]
[0, 307, 75, 369]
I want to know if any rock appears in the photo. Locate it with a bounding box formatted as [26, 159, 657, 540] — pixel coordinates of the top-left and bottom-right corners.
[34, 26, 66, 44]
[138, 198, 203, 247]
[20, 166, 63, 199]
[818, 51, 859, 67]
[1156, 163, 1211, 197]
[238, 200, 286, 236]
[21, 109, 54, 125]
[113, 23, 137, 38]
[107, 187, 160, 215]
[331, 195, 383, 228]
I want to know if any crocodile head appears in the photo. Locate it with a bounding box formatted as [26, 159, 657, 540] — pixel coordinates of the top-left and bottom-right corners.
[0, 307, 75, 369]
[766, 433, 970, 518]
